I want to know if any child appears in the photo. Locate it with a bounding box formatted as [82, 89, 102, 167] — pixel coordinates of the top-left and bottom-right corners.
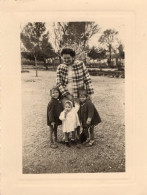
[59, 100, 80, 147]
[47, 86, 63, 148]
[78, 89, 101, 146]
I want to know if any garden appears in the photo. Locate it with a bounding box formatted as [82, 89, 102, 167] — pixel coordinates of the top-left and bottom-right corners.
[22, 70, 125, 174]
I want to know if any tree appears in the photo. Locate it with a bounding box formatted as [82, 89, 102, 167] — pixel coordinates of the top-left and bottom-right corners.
[88, 47, 106, 68]
[116, 43, 125, 70]
[38, 32, 57, 70]
[21, 22, 47, 76]
[21, 51, 35, 61]
[88, 47, 106, 59]
[118, 43, 125, 60]
[99, 29, 119, 66]
[53, 22, 68, 63]
[53, 22, 100, 63]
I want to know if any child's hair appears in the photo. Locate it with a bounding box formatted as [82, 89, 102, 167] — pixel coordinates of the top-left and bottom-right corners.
[64, 100, 73, 108]
[61, 48, 76, 57]
[78, 89, 88, 97]
[50, 86, 60, 97]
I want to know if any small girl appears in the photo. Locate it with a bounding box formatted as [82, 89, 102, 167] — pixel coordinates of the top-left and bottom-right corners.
[47, 86, 63, 148]
[59, 100, 80, 147]
[78, 89, 101, 146]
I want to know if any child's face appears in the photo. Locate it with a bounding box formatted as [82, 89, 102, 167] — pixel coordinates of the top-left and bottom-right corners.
[62, 54, 74, 65]
[79, 94, 87, 102]
[64, 103, 72, 112]
[51, 90, 59, 99]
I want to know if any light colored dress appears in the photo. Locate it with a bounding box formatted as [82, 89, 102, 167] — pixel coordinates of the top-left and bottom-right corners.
[66, 65, 73, 95]
[59, 103, 80, 133]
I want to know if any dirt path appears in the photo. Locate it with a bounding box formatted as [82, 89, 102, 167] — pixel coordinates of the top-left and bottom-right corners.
[22, 70, 125, 174]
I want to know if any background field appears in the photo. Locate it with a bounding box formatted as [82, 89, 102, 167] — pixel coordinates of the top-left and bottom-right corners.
[22, 70, 125, 174]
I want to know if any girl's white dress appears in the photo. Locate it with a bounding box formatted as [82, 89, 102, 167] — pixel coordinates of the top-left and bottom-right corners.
[59, 103, 80, 133]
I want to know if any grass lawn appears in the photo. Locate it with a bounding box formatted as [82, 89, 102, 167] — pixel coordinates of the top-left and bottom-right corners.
[22, 69, 125, 174]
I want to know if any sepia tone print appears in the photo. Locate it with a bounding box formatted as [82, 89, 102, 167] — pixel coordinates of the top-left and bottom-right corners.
[21, 21, 125, 174]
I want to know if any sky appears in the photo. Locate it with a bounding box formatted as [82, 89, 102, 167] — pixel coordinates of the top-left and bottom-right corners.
[45, 20, 126, 50]
[21, 18, 127, 51]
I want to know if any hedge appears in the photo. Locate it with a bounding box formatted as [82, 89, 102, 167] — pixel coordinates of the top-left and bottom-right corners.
[88, 69, 125, 78]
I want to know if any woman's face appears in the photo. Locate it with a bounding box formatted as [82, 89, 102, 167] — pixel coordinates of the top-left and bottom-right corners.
[62, 54, 74, 65]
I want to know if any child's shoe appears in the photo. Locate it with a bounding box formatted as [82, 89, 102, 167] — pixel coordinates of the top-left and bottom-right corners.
[71, 140, 77, 145]
[83, 138, 90, 145]
[65, 142, 71, 147]
[76, 143, 81, 149]
[75, 139, 81, 149]
[50, 143, 58, 149]
[59, 140, 65, 144]
[86, 140, 95, 147]
[54, 138, 59, 143]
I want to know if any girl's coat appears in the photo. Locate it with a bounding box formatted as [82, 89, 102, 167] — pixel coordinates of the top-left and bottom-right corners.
[47, 98, 63, 126]
[78, 99, 101, 128]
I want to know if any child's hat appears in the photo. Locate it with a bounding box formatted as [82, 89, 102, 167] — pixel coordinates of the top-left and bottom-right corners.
[64, 100, 73, 107]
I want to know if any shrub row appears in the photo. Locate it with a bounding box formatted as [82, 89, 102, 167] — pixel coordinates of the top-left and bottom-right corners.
[87, 62, 108, 68]
[88, 69, 125, 78]
[21, 59, 45, 65]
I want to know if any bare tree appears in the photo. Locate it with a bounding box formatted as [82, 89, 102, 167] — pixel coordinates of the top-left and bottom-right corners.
[99, 29, 119, 66]
[53, 22, 100, 63]
[21, 22, 55, 75]
[21, 22, 47, 76]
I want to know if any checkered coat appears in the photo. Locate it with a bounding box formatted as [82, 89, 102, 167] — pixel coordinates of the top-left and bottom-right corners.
[56, 60, 94, 98]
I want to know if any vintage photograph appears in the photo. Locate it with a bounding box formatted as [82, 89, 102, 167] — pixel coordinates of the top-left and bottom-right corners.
[21, 20, 125, 174]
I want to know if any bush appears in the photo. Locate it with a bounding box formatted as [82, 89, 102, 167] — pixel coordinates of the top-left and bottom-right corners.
[21, 58, 45, 66]
[88, 68, 125, 78]
[21, 59, 35, 65]
[87, 62, 108, 68]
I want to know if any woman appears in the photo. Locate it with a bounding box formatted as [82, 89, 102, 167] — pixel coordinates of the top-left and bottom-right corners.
[56, 48, 94, 144]
[56, 48, 94, 103]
